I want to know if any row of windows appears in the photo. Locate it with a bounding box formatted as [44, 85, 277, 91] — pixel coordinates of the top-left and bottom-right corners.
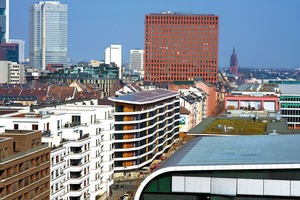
[146, 15, 218, 21]
[145, 76, 217, 82]
[146, 20, 218, 25]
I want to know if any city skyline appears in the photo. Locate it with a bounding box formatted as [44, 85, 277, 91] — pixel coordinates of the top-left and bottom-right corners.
[10, 0, 300, 68]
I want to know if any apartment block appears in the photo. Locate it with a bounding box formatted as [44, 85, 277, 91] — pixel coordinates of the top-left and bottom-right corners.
[109, 89, 180, 176]
[0, 130, 51, 200]
[0, 99, 115, 200]
[0, 61, 25, 84]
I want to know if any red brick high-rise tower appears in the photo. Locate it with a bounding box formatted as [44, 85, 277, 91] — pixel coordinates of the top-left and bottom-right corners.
[229, 48, 238, 75]
[144, 12, 219, 83]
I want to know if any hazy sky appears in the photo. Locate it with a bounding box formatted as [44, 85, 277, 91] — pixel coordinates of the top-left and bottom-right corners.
[10, 0, 300, 68]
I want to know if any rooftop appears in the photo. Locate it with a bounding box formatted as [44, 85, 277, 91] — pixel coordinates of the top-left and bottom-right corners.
[159, 135, 300, 168]
[188, 113, 298, 135]
[108, 89, 178, 105]
[279, 84, 300, 95]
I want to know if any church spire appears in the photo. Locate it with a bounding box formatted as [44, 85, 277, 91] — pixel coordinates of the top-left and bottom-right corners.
[229, 47, 238, 75]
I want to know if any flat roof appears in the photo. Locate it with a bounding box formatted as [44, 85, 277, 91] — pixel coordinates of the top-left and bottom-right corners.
[279, 84, 300, 95]
[159, 135, 300, 169]
[108, 89, 178, 105]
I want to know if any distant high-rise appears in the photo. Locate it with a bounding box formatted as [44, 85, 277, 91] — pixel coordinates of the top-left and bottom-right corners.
[0, 43, 18, 62]
[104, 44, 122, 79]
[30, 1, 68, 70]
[9, 39, 25, 63]
[229, 48, 238, 75]
[144, 12, 219, 83]
[130, 49, 144, 72]
[0, 0, 9, 43]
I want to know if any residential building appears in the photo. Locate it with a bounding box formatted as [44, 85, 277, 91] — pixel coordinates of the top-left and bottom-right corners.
[135, 135, 300, 199]
[30, 1, 68, 70]
[0, 0, 9, 43]
[108, 89, 180, 176]
[179, 87, 207, 128]
[0, 129, 51, 200]
[130, 49, 144, 73]
[0, 43, 19, 62]
[9, 39, 25, 63]
[0, 61, 25, 84]
[104, 45, 122, 79]
[279, 84, 300, 129]
[229, 48, 238, 75]
[38, 63, 120, 97]
[144, 12, 219, 83]
[0, 99, 115, 200]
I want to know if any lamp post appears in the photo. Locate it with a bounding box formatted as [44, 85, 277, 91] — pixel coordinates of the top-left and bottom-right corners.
[122, 166, 126, 197]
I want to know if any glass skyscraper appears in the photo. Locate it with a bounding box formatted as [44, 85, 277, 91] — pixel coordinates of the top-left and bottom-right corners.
[0, 0, 9, 43]
[30, 1, 68, 70]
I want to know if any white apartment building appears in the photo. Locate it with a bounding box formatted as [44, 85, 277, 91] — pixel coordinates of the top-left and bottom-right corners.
[0, 61, 25, 84]
[129, 49, 144, 73]
[0, 99, 114, 200]
[104, 45, 122, 79]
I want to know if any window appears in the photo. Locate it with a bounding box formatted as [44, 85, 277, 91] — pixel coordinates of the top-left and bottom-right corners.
[14, 124, 18, 130]
[32, 124, 38, 130]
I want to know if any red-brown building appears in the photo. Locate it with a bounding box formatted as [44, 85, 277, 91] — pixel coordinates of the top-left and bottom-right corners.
[144, 12, 219, 83]
[0, 130, 51, 200]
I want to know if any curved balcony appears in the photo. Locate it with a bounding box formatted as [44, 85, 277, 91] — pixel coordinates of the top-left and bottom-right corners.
[114, 105, 178, 125]
[67, 172, 89, 185]
[66, 150, 90, 160]
[114, 112, 179, 135]
[113, 100, 179, 116]
[114, 123, 179, 153]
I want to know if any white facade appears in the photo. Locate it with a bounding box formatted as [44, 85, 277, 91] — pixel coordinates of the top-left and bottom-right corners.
[9, 39, 25, 63]
[30, 1, 68, 70]
[0, 100, 115, 200]
[0, 61, 25, 84]
[130, 49, 144, 72]
[104, 44, 122, 79]
[179, 87, 207, 127]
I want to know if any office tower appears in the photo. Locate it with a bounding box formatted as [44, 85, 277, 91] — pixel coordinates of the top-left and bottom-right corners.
[104, 44, 122, 79]
[0, 130, 51, 200]
[229, 48, 238, 75]
[109, 89, 180, 176]
[0, 0, 9, 43]
[144, 12, 219, 83]
[30, 1, 68, 70]
[9, 39, 25, 62]
[130, 49, 144, 72]
[0, 43, 18, 62]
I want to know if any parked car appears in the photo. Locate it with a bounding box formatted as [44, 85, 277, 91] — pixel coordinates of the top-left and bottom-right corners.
[140, 166, 150, 174]
[124, 191, 133, 200]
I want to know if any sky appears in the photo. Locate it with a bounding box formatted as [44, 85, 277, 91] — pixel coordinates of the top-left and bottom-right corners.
[10, 0, 300, 68]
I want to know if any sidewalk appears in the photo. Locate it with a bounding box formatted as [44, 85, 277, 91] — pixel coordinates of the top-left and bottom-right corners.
[106, 178, 144, 200]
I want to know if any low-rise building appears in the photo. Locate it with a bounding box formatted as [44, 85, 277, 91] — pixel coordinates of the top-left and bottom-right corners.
[135, 135, 300, 199]
[279, 84, 300, 129]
